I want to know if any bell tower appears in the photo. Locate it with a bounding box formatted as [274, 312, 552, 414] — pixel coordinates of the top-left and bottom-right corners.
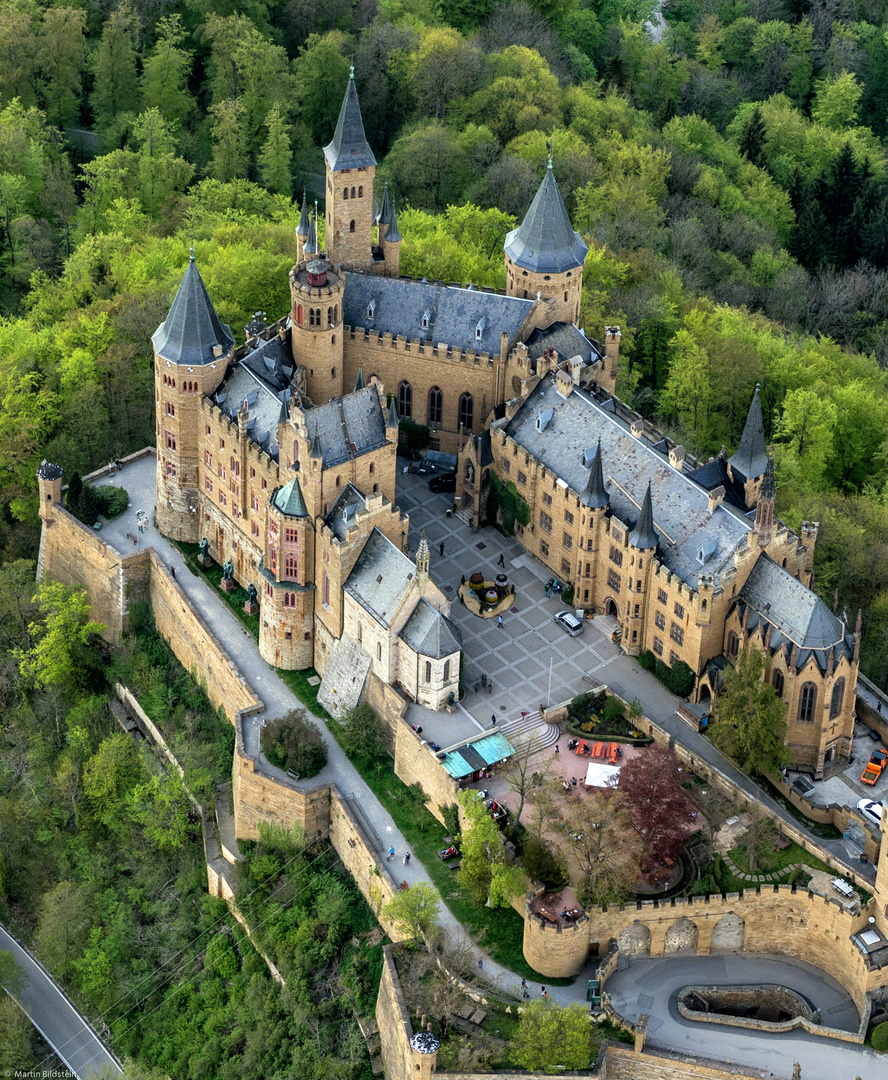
[323, 69, 376, 271]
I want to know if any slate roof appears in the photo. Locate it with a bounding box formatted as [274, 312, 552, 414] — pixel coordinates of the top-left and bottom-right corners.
[302, 385, 387, 468]
[272, 476, 307, 518]
[386, 199, 402, 243]
[214, 331, 294, 461]
[153, 257, 235, 367]
[628, 482, 658, 550]
[503, 374, 752, 586]
[525, 322, 601, 368]
[345, 528, 416, 628]
[728, 385, 769, 482]
[324, 74, 376, 171]
[686, 455, 748, 511]
[399, 598, 462, 659]
[37, 460, 63, 480]
[739, 554, 847, 651]
[325, 483, 367, 540]
[503, 164, 588, 274]
[342, 273, 534, 356]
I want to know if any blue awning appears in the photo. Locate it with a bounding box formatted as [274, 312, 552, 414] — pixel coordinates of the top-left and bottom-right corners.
[440, 733, 514, 779]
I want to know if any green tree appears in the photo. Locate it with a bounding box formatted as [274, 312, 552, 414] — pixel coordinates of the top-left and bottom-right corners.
[14, 580, 105, 691]
[0, 558, 37, 652]
[292, 30, 351, 145]
[37, 7, 87, 128]
[260, 708, 328, 777]
[564, 786, 641, 905]
[127, 771, 195, 850]
[382, 882, 441, 942]
[658, 327, 713, 451]
[457, 791, 526, 907]
[0, 949, 27, 995]
[339, 703, 387, 764]
[0, 996, 32, 1072]
[737, 106, 767, 170]
[35, 880, 94, 976]
[0, 0, 38, 108]
[383, 121, 468, 211]
[140, 15, 194, 127]
[710, 649, 791, 775]
[408, 27, 484, 120]
[258, 104, 291, 195]
[209, 99, 248, 182]
[90, 3, 140, 136]
[811, 71, 863, 131]
[82, 732, 143, 821]
[774, 386, 836, 484]
[511, 1001, 594, 1072]
[132, 108, 194, 213]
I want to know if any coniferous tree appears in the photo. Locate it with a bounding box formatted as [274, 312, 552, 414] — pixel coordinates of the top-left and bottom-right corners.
[90, 4, 140, 137]
[37, 7, 87, 128]
[140, 15, 194, 128]
[737, 105, 767, 170]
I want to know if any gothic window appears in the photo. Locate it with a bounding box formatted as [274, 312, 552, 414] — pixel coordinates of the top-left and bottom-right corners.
[727, 631, 739, 658]
[166, 401, 175, 416]
[398, 380, 412, 419]
[343, 188, 348, 199]
[269, 546, 277, 574]
[351, 187, 356, 198]
[350, 220, 355, 232]
[358, 185, 363, 197]
[609, 546, 623, 567]
[607, 569, 621, 592]
[165, 431, 176, 450]
[562, 532, 572, 550]
[425, 661, 432, 683]
[830, 678, 845, 718]
[377, 642, 382, 661]
[443, 659, 450, 682]
[428, 386, 442, 424]
[798, 682, 817, 723]
[773, 670, 784, 697]
[421, 310, 430, 331]
[653, 638, 663, 656]
[309, 308, 320, 327]
[322, 571, 330, 607]
[327, 306, 333, 324]
[458, 392, 474, 431]
[285, 553, 297, 578]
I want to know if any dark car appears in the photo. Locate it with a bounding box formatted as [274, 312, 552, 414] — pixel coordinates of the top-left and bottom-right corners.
[429, 473, 457, 493]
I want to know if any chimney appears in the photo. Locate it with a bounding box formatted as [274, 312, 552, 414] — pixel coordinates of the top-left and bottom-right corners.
[669, 445, 686, 470]
[707, 485, 725, 512]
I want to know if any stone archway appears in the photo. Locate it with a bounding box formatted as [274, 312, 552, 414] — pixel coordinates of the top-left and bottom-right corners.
[664, 917, 698, 954]
[699, 684, 712, 704]
[605, 598, 618, 617]
[710, 913, 745, 953]
[618, 921, 651, 958]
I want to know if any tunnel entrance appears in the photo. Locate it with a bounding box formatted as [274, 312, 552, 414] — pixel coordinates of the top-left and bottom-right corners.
[678, 985, 814, 1027]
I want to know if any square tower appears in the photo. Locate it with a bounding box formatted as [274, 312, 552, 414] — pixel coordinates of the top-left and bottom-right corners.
[324, 70, 376, 272]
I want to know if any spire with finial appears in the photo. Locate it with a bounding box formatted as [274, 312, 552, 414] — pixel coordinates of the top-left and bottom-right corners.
[309, 424, 323, 460]
[503, 160, 587, 274]
[189, 239, 195, 261]
[303, 204, 319, 257]
[754, 447, 775, 547]
[385, 393, 399, 429]
[581, 439, 608, 509]
[353, 367, 365, 393]
[324, 69, 376, 172]
[416, 531, 430, 593]
[296, 191, 309, 240]
[729, 383, 768, 483]
[628, 482, 658, 550]
[386, 198, 402, 244]
[376, 180, 391, 227]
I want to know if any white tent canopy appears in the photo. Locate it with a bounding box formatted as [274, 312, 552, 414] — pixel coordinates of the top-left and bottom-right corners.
[584, 761, 621, 788]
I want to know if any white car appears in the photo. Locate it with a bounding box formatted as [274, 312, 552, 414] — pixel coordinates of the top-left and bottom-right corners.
[857, 798, 884, 830]
[554, 611, 584, 637]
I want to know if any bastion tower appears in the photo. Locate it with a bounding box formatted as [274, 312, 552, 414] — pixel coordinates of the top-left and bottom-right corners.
[153, 250, 235, 541]
[504, 157, 588, 324]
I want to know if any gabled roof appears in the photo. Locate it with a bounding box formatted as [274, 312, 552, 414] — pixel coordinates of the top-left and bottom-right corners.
[303, 385, 387, 468]
[323, 72, 376, 172]
[399, 598, 462, 659]
[214, 331, 294, 461]
[345, 528, 416, 628]
[272, 476, 307, 518]
[325, 483, 367, 539]
[152, 255, 234, 366]
[739, 554, 847, 651]
[728, 385, 769, 483]
[503, 164, 588, 274]
[525, 322, 602, 368]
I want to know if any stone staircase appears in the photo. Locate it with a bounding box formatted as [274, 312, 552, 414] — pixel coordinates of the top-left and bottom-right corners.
[499, 708, 561, 756]
[317, 636, 371, 719]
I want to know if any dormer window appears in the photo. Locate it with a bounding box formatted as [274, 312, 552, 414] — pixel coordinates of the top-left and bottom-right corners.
[367, 299, 376, 320]
[475, 318, 485, 342]
[421, 309, 430, 331]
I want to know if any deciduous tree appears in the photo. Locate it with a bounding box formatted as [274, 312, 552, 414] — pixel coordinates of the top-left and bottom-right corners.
[710, 648, 791, 776]
[14, 580, 105, 691]
[511, 1000, 594, 1072]
[618, 745, 694, 869]
[382, 882, 440, 942]
[37, 7, 87, 128]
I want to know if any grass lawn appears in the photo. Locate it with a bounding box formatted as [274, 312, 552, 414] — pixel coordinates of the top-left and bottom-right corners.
[175, 540, 261, 638]
[277, 667, 330, 720]
[728, 839, 833, 878]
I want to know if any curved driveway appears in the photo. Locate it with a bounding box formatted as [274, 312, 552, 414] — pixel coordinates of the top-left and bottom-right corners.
[1, 924, 122, 1079]
[605, 953, 886, 1079]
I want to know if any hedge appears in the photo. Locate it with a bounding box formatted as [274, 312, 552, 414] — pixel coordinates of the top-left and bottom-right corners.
[639, 650, 695, 697]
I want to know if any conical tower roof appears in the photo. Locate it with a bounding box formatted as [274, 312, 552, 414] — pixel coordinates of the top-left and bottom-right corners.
[387, 198, 402, 243]
[628, 482, 658, 550]
[296, 191, 309, 238]
[152, 251, 235, 366]
[386, 394, 399, 428]
[324, 69, 376, 172]
[376, 180, 391, 226]
[581, 439, 608, 509]
[503, 161, 588, 274]
[303, 205, 319, 256]
[728, 384, 769, 481]
[353, 368, 365, 392]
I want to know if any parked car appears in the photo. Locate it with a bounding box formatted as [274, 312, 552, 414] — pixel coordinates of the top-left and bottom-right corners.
[554, 611, 584, 637]
[429, 473, 456, 493]
[857, 798, 885, 829]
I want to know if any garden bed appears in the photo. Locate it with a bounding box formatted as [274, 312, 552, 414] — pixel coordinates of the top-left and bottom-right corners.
[566, 689, 653, 744]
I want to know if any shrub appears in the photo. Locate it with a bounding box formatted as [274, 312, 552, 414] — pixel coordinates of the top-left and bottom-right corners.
[639, 650, 656, 671]
[651, 657, 696, 698]
[441, 803, 460, 837]
[871, 1021, 888, 1052]
[561, 585, 574, 605]
[260, 709, 328, 778]
[341, 703, 387, 764]
[521, 836, 569, 890]
[399, 417, 430, 450]
[601, 696, 625, 723]
[96, 485, 129, 518]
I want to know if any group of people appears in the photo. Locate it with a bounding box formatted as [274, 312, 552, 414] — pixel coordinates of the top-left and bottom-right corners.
[520, 979, 548, 999]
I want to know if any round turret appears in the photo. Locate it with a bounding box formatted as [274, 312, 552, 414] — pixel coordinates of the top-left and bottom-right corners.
[289, 258, 345, 404]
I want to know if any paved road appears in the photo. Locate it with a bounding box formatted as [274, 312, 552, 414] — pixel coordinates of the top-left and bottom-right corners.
[605, 953, 885, 1079]
[1, 924, 122, 1079]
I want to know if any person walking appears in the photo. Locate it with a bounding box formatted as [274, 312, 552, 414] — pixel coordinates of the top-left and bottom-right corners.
[540, 986, 547, 998]
[170, 566, 176, 580]
[554, 745, 559, 755]
[491, 714, 497, 726]
[478, 959, 483, 970]
[439, 541, 445, 556]
[388, 846, 395, 861]
[497, 553, 505, 567]
[521, 978, 527, 990]
[403, 852, 411, 866]
[544, 584, 549, 598]
[497, 614, 503, 629]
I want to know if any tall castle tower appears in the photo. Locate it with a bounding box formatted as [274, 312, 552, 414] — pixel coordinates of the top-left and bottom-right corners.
[323, 69, 376, 271]
[289, 244, 346, 404]
[504, 158, 588, 324]
[153, 251, 235, 541]
[727, 385, 769, 510]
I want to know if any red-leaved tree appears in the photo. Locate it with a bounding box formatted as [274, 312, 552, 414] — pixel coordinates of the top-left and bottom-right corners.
[618, 745, 695, 871]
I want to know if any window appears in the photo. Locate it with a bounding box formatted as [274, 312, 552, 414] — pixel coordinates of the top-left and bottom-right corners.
[609, 546, 623, 567]
[349, 220, 355, 232]
[564, 509, 574, 525]
[376, 642, 382, 661]
[634, 604, 640, 617]
[428, 386, 442, 424]
[773, 670, 784, 698]
[458, 392, 474, 431]
[540, 540, 549, 557]
[351, 186, 356, 198]
[251, 521, 259, 537]
[205, 451, 213, 467]
[425, 661, 432, 683]
[443, 659, 450, 682]
[309, 308, 320, 327]
[285, 527, 298, 542]
[501, 459, 510, 474]
[607, 570, 621, 592]
[283, 592, 296, 607]
[727, 631, 739, 658]
[358, 185, 363, 197]
[655, 611, 665, 630]
[830, 678, 845, 718]
[585, 562, 591, 577]
[561, 557, 571, 576]
[562, 532, 572, 550]
[540, 511, 552, 532]
[218, 464, 226, 481]
[542, 492, 552, 507]
[343, 187, 348, 199]
[205, 477, 213, 493]
[398, 380, 412, 419]
[653, 638, 663, 656]
[206, 425, 211, 435]
[165, 401, 175, 417]
[250, 467, 255, 479]
[670, 622, 684, 645]
[269, 546, 277, 574]
[166, 461, 176, 477]
[285, 553, 297, 578]
[517, 471, 527, 485]
[262, 479, 267, 490]
[219, 437, 225, 448]
[251, 494, 259, 511]
[670, 651, 680, 666]
[219, 491, 227, 507]
[674, 602, 685, 618]
[322, 571, 330, 607]
[658, 589, 667, 605]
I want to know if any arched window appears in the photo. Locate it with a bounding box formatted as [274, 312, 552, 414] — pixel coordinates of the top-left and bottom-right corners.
[343, 187, 349, 199]
[309, 308, 320, 327]
[285, 553, 297, 578]
[369, 462, 375, 474]
[772, 670, 785, 698]
[830, 677, 845, 718]
[351, 186, 356, 198]
[350, 220, 355, 232]
[358, 185, 363, 197]
[727, 632, 739, 658]
[398, 380, 412, 419]
[428, 386, 442, 425]
[425, 661, 432, 683]
[458, 392, 474, 431]
[798, 682, 817, 723]
[443, 659, 450, 682]
[377, 641, 382, 661]
[327, 306, 332, 324]
[356, 623, 362, 643]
